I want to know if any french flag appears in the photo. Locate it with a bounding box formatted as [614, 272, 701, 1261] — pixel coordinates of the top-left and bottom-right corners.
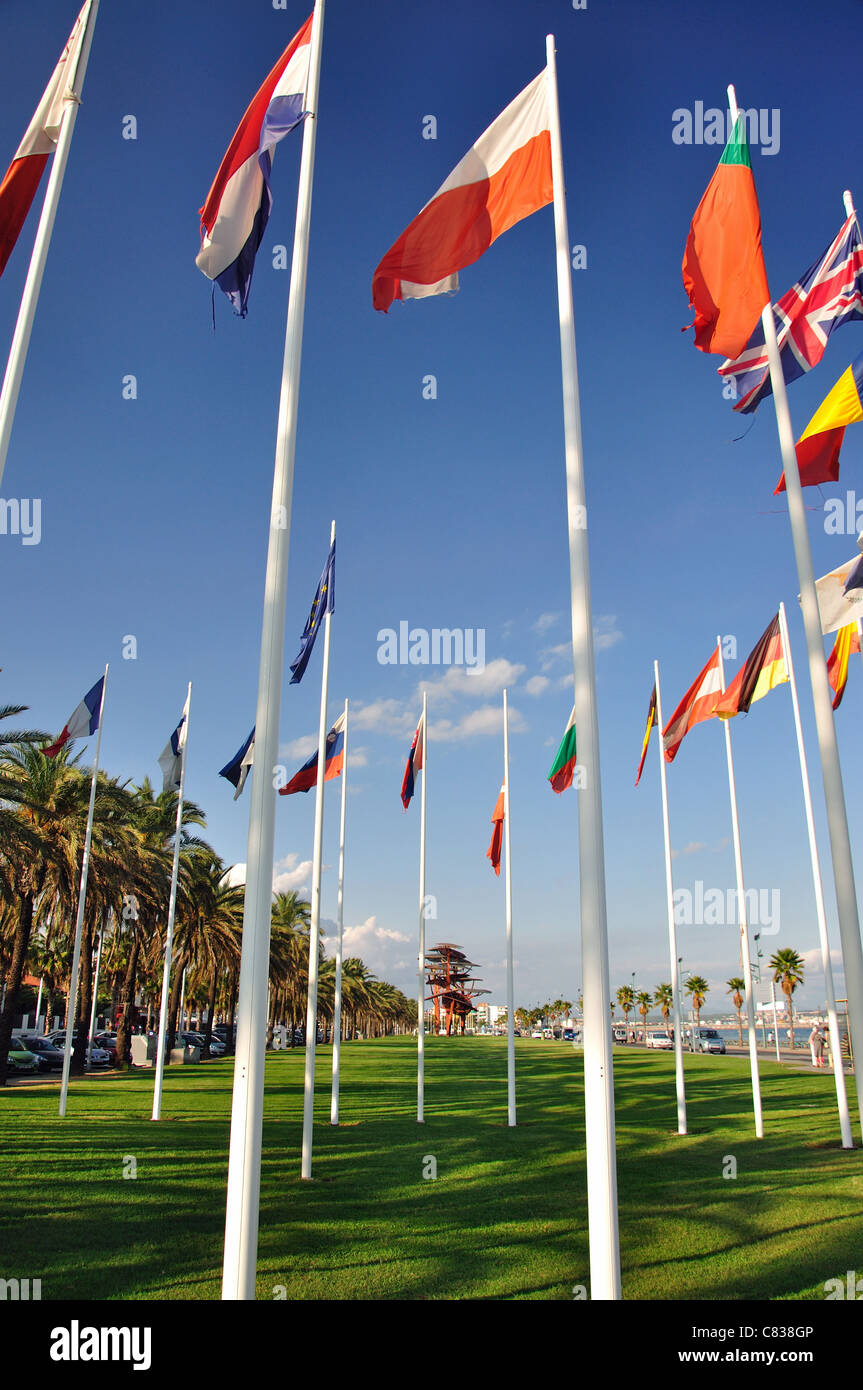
[279, 712, 345, 796]
[400, 713, 425, 810]
[44, 675, 104, 758]
[196, 14, 313, 316]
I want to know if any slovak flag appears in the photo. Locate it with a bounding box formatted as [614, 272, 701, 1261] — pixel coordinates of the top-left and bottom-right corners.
[373, 68, 552, 312]
[43, 674, 104, 758]
[279, 711, 345, 795]
[195, 14, 313, 316]
[158, 690, 191, 793]
[400, 712, 425, 809]
[0, 1, 93, 279]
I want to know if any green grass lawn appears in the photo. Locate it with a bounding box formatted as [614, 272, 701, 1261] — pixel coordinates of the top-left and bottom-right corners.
[0, 1036, 860, 1300]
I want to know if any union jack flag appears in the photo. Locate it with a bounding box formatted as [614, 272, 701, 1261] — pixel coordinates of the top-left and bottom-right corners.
[719, 214, 863, 414]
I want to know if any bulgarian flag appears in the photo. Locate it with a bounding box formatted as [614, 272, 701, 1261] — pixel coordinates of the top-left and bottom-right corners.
[682, 114, 770, 359]
[0, 2, 93, 279]
[373, 69, 552, 311]
[548, 706, 577, 793]
[827, 623, 860, 710]
[715, 614, 787, 719]
[486, 784, 505, 875]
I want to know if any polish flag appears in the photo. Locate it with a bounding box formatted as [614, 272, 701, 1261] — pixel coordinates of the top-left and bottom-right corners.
[0, 1, 93, 279]
[373, 69, 552, 312]
[44, 675, 104, 758]
[196, 14, 313, 316]
[486, 785, 505, 876]
[662, 650, 722, 763]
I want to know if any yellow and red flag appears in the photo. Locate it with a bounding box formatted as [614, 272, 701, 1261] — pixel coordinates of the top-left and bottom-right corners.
[634, 685, 657, 786]
[827, 623, 860, 710]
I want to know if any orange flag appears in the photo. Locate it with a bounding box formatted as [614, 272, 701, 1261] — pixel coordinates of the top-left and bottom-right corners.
[827, 623, 860, 710]
[682, 115, 770, 359]
[486, 784, 505, 875]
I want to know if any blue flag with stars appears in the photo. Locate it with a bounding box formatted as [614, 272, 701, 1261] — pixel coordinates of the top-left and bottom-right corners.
[289, 540, 335, 684]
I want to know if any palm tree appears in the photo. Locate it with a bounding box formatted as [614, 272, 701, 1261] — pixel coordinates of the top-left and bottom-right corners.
[636, 991, 652, 1042]
[685, 975, 709, 1031]
[616, 985, 635, 1039]
[654, 983, 673, 1037]
[769, 949, 805, 1048]
[726, 977, 746, 1045]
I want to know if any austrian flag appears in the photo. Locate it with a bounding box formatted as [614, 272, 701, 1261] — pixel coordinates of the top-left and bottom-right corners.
[662, 650, 722, 763]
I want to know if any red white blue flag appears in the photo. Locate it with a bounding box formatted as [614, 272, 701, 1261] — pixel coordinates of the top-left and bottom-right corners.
[719, 215, 863, 413]
[196, 14, 312, 316]
[400, 713, 425, 809]
[44, 674, 104, 758]
[279, 711, 345, 796]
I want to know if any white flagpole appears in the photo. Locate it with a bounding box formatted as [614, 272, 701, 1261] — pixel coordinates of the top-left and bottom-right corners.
[178, 967, 187, 1036]
[59, 661, 108, 1117]
[152, 681, 192, 1122]
[716, 637, 763, 1137]
[770, 982, 781, 1061]
[503, 689, 516, 1127]
[330, 698, 349, 1126]
[86, 914, 106, 1067]
[0, 0, 100, 490]
[726, 85, 863, 1134]
[654, 662, 687, 1135]
[417, 692, 428, 1122]
[301, 519, 335, 1178]
[778, 603, 853, 1147]
[547, 34, 620, 1299]
[34, 977, 44, 1033]
[221, 0, 326, 1299]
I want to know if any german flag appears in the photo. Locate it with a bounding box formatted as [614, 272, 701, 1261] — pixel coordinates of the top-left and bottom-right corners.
[634, 684, 657, 786]
[716, 615, 787, 719]
[827, 623, 860, 710]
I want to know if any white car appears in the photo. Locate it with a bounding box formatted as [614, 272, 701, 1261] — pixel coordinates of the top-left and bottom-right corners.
[530, 1029, 543, 1039]
[646, 1031, 673, 1049]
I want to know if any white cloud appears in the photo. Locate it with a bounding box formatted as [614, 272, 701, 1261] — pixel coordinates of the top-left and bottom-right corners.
[279, 733, 317, 761]
[350, 697, 416, 736]
[225, 853, 313, 896]
[533, 612, 560, 635]
[338, 916, 411, 975]
[431, 703, 527, 742]
[525, 675, 550, 696]
[594, 615, 624, 651]
[540, 642, 570, 672]
[671, 841, 707, 860]
[417, 657, 525, 702]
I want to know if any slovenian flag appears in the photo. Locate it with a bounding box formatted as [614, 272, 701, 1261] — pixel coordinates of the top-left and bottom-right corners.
[0, 1, 93, 279]
[372, 68, 552, 312]
[158, 691, 190, 793]
[43, 674, 104, 758]
[196, 13, 313, 316]
[219, 727, 255, 799]
[548, 706, 577, 793]
[400, 712, 425, 809]
[279, 712, 345, 795]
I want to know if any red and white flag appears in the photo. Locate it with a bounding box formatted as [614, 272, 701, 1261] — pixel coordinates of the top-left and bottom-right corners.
[662, 649, 722, 763]
[486, 784, 505, 875]
[0, 1, 93, 279]
[373, 70, 552, 312]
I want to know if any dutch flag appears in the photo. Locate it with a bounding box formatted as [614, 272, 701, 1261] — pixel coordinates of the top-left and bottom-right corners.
[195, 14, 313, 316]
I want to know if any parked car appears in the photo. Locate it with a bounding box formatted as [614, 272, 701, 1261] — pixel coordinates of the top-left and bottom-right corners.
[646, 1031, 673, 1050]
[562, 1029, 575, 1041]
[46, 1031, 111, 1067]
[530, 1029, 543, 1039]
[612, 1025, 628, 1043]
[94, 1032, 117, 1062]
[180, 1030, 225, 1057]
[12, 1034, 65, 1071]
[6, 1045, 39, 1074]
[692, 1027, 726, 1054]
[542, 1028, 554, 1040]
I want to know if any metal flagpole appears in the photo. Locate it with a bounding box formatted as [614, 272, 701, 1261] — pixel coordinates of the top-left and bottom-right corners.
[417, 692, 428, 1122]
[59, 662, 108, 1117]
[34, 978, 44, 1033]
[770, 981, 781, 1062]
[503, 689, 516, 1127]
[733, 86, 863, 1133]
[86, 914, 106, 1067]
[654, 662, 687, 1135]
[221, 0, 326, 1298]
[0, 0, 100, 490]
[152, 682, 192, 1122]
[301, 520, 335, 1178]
[778, 603, 853, 1147]
[178, 968, 187, 1036]
[547, 34, 620, 1299]
[716, 636, 763, 1138]
[330, 698, 349, 1126]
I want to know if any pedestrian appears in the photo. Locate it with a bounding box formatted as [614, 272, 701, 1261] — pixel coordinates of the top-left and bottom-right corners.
[809, 1023, 825, 1068]
[816, 1023, 827, 1069]
[808, 1023, 819, 1066]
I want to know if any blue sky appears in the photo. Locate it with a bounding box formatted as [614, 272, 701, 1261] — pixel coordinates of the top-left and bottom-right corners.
[1, 0, 862, 1016]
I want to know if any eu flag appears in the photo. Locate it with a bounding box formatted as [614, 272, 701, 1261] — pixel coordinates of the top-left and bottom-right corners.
[289, 540, 335, 684]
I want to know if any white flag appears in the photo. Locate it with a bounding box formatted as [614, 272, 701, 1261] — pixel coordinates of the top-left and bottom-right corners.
[158, 690, 190, 793]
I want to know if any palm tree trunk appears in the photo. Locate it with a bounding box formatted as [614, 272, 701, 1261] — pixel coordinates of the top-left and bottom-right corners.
[166, 954, 185, 1054]
[115, 934, 141, 1069]
[201, 964, 218, 1057]
[0, 891, 35, 1086]
[784, 984, 795, 1048]
[71, 917, 95, 1076]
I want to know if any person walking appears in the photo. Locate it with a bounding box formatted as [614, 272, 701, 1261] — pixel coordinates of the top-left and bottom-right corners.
[815, 1023, 827, 1069]
[808, 1023, 821, 1067]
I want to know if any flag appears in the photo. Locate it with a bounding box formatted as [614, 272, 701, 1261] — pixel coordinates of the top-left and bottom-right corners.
[372, 69, 552, 312]
[548, 706, 577, 793]
[278, 712, 345, 795]
[158, 691, 190, 793]
[400, 713, 425, 809]
[219, 727, 255, 799]
[486, 785, 505, 875]
[716, 615, 787, 718]
[634, 686, 657, 787]
[681, 114, 769, 359]
[43, 674, 103, 758]
[774, 350, 863, 493]
[720, 214, 863, 414]
[289, 540, 335, 684]
[196, 14, 313, 316]
[0, 1, 92, 279]
[662, 650, 722, 762]
[827, 624, 860, 710]
[813, 552, 863, 634]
